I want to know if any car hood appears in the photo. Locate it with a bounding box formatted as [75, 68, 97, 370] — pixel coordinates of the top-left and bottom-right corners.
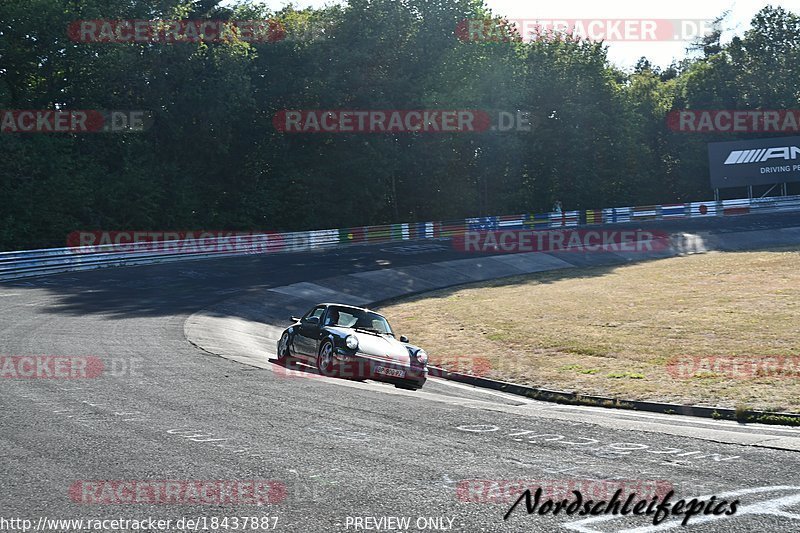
[329, 327, 410, 364]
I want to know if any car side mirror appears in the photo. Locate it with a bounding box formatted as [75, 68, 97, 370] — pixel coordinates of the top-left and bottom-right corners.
[304, 316, 320, 325]
[400, 335, 409, 343]
[290, 316, 300, 322]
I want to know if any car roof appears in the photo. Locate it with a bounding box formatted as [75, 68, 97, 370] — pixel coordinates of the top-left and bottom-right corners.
[319, 303, 376, 314]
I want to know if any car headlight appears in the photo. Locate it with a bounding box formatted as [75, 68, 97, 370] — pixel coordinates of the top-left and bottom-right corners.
[415, 349, 428, 365]
[345, 335, 358, 350]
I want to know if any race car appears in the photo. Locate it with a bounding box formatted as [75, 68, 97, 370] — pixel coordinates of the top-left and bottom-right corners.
[275, 303, 428, 390]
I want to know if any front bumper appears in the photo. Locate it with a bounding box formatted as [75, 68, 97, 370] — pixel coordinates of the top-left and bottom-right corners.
[333, 350, 427, 388]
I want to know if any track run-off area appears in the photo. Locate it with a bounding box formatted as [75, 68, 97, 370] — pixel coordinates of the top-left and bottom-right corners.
[3, 212, 800, 532]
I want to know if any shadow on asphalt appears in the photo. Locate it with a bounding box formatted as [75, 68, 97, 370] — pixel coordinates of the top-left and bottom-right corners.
[1, 211, 799, 321]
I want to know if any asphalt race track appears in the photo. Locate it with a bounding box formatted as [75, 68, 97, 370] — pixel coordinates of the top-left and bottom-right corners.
[3, 212, 800, 533]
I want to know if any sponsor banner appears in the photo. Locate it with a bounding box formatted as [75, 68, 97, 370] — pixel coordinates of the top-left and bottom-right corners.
[661, 203, 687, 218]
[456, 479, 673, 503]
[309, 229, 340, 248]
[467, 216, 499, 231]
[286, 232, 309, 252]
[666, 356, 800, 379]
[721, 198, 751, 216]
[632, 205, 658, 220]
[549, 211, 579, 228]
[585, 209, 603, 225]
[602, 207, 631, 223]
[453, 229, 670, 253]
[425, 222, 435, 239]
[405, 222, 427, 240]
[497, 214, 525, 229]
[1, 110, 151, 133]
[456, 18, 714, 43]
[439, 222, 467, 238]
[68, 19, 285, 43]
[338, 227, 366, 244]
[708, 135, 800, 188]
[390, 224, 405, 240]
[365, 225, 393, 243]
[524, 213, 551, 230]
[69, 480, 287, 504]
[67, 231, 285, 254]
[689, 202, 717, 217]
[667, 109, 800, 134]
[0, 356, 104, 379]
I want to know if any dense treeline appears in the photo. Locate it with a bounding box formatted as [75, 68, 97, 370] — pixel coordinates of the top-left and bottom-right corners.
[1, 1, 799, 250]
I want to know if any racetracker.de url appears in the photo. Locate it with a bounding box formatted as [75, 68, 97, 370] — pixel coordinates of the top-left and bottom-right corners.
[0, 515, 279, 532]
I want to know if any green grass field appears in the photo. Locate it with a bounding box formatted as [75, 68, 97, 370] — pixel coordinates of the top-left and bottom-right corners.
[379, 248, 800, 413]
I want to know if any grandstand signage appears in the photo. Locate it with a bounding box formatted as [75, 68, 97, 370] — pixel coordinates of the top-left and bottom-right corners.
[708, 135, 800, 188]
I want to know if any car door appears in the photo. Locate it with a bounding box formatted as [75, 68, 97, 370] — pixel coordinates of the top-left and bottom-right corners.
[294, 305, 326, 360]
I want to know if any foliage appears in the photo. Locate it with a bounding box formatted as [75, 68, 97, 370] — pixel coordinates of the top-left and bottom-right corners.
[1, 1, 798, 249]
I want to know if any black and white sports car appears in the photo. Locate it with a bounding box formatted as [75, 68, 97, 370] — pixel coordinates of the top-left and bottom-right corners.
[275, 303, 428, 390]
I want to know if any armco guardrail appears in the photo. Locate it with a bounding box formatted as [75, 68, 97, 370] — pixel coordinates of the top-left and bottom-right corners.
[2, 195, 800, 281]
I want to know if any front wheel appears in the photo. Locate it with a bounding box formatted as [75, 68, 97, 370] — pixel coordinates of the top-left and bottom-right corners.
[317, 340, 336, 377]
[276, 331, 292, 363]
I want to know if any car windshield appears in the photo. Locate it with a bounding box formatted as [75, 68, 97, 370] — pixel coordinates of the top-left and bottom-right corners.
[325, 306, 394, 335]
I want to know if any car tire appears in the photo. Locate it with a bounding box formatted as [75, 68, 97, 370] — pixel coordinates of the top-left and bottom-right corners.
[317, 340, 336, 377]
[276, 331, 292, 363]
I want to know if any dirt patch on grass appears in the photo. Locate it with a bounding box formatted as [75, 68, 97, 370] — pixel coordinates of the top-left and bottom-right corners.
[378, 248, 800, 412]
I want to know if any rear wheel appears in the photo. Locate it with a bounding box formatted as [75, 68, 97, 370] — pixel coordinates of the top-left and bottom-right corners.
[276, 331, 292, 363]
[317, 340, 336, 376]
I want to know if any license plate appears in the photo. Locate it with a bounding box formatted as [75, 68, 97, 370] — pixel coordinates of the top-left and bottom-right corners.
[374, 366, 406, 378]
